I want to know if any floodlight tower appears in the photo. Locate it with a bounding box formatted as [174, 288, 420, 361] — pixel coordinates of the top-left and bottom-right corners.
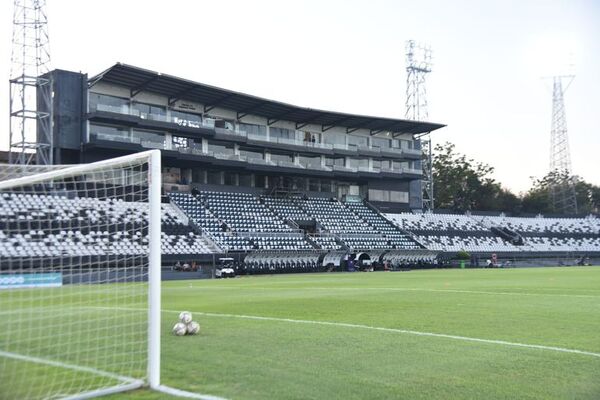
[549, 75, 578, 214]
[9, 0, 53, 165]
[405, 40, 433, 210]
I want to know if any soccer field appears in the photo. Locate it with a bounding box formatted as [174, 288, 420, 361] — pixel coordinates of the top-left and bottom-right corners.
[3, 267, 600, 399]
[124, 266, 600, 400]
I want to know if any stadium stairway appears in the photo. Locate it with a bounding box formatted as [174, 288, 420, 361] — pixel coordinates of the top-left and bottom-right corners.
[345, 199, 423, 250]
[170, 191, 316, 251]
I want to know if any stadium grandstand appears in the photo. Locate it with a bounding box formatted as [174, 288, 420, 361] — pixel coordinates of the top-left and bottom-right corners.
[3, 63, 600, 273]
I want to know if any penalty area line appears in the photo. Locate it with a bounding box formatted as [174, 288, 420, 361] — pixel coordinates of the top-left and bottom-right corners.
[91, 306, 600, 360]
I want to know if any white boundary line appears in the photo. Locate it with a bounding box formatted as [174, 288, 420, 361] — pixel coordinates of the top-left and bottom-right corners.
[0, 349, 142, 384]
[155, 384, 229, 400]
[192, 311, 600, 359]
[92, 306, 600, 360]
[0, 345, 228, 400]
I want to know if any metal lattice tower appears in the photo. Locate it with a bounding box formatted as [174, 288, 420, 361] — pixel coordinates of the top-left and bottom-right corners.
[405, 40, 433, 210]
[9, 0, 53, 165]
[549, 75, 577, 214]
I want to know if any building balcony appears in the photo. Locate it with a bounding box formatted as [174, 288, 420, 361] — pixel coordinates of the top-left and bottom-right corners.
[89, 104, 421, 160]
[89, 106, 215, 137]
[87, 132, 421, 180]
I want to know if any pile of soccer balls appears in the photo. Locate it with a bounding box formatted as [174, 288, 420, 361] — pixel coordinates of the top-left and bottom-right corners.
[172, 311, 200, 336]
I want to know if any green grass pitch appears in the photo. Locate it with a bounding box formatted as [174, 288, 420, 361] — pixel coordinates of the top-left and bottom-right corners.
[3, 267, 600, 399]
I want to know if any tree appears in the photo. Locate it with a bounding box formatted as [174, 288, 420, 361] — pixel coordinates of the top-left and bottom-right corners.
[432, 141, 599, 215]
[575, 180, 600, 214]
[432, 142, 516, 212]
[521, 171, 600, 214]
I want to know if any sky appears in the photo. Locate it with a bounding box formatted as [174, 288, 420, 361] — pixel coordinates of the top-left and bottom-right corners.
[1, 0, 599, 193]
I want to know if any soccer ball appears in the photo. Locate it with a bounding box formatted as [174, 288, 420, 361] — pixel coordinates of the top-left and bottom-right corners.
[186, 321, 200, 335]
[179, 311, 192, 324]
[172, 322, 187, 336]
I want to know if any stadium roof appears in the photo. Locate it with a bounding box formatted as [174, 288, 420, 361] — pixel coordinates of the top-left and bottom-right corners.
[89, 63, 445, 136]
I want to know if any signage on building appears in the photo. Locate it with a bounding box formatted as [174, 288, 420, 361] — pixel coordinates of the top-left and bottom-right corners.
[173, 117, 201, 129]
[0, 273, 62, 289]
[178, 102, 197, 111]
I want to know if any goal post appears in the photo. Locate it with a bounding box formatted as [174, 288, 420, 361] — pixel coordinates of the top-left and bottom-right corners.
[0, 150, 162, 399]
[148, 149, 161, 391]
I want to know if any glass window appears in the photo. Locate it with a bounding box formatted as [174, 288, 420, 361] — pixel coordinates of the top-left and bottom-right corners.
[131, 102, 166, 121]
[347, 135, 368, 149]
[255, 175, 266, 188]
[239, 173, 252, 187]
[295, 178, 308, 191]
[270, 152, 293, 164]
[395, 139, 413, 149]
[309, 179, 320, 192]
[214, 119, 235, 131]
[192, 168, 205, 184]
[369, 189, 382, 201]
[239, 147, 263, 160]
[371, 137, 390, 149]
[89, 93, 129, 114]
[348, 158, 368, 169]
[224, 172, 237, 186]
[132, 129, 165, 147]
[299, 131, 320, 144]
[89, 124, 131, 142]
[325, 157, 344, 167]
[323, 132, 346, 146]
[270, 127, 295, 141]
[390, 191, 409, 203]
[320, 180, 332, 192]
[239, 123, 266, 137]
[299, 155, 321, 169]
[372, 160, 381, 170]
[203, 117, 216, 128]
[207, 141, 234, 156]
[207, 171, 222, 185]
[170, 110, 202, 128]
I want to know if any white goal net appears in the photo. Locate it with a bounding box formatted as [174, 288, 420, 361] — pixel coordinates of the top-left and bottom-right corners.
[0, 150, 162, 399]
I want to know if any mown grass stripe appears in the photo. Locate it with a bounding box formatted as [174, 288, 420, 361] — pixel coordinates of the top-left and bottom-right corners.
[89, 306, 600, 360]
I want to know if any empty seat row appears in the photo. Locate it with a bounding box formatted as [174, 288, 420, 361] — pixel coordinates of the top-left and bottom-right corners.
[387, 212, 486, 231]
[0, 192, 220, 258]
